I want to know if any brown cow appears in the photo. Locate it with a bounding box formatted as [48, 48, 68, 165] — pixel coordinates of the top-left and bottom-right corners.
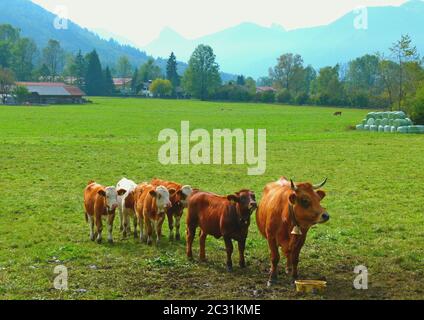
[256, 177, 329, 286]
[83, 181, 126, 244]
[186, 190, 257, 271]
[151, 178, 193, 241]
[134, 183, 176, 245]
[334, 111, 342, 116]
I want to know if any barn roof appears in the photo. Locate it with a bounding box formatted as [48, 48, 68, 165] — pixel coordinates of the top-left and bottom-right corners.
[16, 82, 86, 96]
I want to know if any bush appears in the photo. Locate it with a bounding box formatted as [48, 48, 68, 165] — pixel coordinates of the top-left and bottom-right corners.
[407, 86, 424, 124]
[276, 89, 291, 103]
[149, 79, 173, 97]
[215, 84, 253, 102]
[256, 90, 275, 103]
[13, 86, 29, 104]
[294, 92, 309, 105]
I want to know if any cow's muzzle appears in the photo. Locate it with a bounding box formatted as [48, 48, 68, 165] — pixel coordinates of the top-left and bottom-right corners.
[249, 201, 257, 211]
[319, 212, 330, 223]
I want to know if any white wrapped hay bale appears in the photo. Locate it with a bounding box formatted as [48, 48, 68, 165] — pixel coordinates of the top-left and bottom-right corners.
[367, 118, 376, 126]
[384, 125, 391, 133]
[356, 124, 364, 131]
[397, 126, 409, 133]
[370, 125, 378, 132]
[391, 126, 397, 133]
[378, 125, 385, 132]
[408, 125, 424, 134]
[364, 125, 370, 131]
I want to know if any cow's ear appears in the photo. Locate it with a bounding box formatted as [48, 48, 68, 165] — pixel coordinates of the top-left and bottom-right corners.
[149, 190, 157, 197]
[117, 189, 126, 196]
[177, 189, 183, 196]
[227, 195, 240, 203]
[289, 192, 297, 205]
[316, 190, 326, 200]
[98, 189, 106, 197]
[168, 188, 177, 196]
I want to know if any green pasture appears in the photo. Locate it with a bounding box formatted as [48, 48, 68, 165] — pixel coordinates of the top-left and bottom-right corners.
[0, 97, 423, 300]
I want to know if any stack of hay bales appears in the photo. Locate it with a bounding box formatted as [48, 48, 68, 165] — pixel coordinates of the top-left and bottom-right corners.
[356, 111, 424, 134]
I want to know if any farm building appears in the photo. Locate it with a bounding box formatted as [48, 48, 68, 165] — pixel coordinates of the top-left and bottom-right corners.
[16, 82, 86, 104]
[113, 78, 132, 94]
[256, 86, 277, 93]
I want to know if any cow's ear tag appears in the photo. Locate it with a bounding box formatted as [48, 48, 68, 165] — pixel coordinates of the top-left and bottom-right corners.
[291, 226, 302, 235]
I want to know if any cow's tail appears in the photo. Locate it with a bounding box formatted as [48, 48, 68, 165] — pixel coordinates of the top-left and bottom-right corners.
[84, 211, 88, 223]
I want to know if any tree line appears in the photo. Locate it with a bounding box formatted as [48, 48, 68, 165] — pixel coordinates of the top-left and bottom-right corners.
[1, 22, 423, 123]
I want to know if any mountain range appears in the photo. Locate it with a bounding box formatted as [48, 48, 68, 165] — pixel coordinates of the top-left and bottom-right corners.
[144, 0, 424, 78]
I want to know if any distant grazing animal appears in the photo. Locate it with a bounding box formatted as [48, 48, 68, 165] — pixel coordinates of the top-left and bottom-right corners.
[84, 181, 126, 244]
[134, 184, 175, 245]
[186, 190, 257, 271]
[151, 178, 193, 240]
[334, 111, 342, 116]
[256, 177, 329, 286]
[116, 178, 138, 238]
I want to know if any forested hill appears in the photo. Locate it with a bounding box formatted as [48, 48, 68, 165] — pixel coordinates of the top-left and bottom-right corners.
[0, 0, 152, 68]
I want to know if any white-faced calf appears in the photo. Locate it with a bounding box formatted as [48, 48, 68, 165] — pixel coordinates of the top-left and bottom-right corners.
[84, 181, 126, 244]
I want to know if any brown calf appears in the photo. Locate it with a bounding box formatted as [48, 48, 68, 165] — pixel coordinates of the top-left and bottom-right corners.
[83, 181, 126, 244]
[134, 183, 175, 245]
[151, 178, 193, 241]
[334, 111, 342, 116]
[186, 190, 257, 271]
[256, 177, 329, 286]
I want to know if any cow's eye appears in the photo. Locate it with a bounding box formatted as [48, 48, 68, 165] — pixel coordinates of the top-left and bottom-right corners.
[300, 198, 310, 208]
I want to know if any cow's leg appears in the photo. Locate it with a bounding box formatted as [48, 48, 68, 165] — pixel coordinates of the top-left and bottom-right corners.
[133, 214, 138, 239]
[199, 230, 207, 262]
[145, 217, 153, 246]
[118, 206, 124, 232]
[267, 237, 280, 286]
[167, 212, 174, 240]
[186, 225, 196, 260]
[88, 214, 95, 241]
[224, 237, 234, 272]
[175, 215, 182, 241]
[238, 238, 246, 268]
[107, 213, 115, 244]
[138, 215, 144, 242]
[156, 217, 165, 244]
[122, 210, 129, 238]
[289, 236, 306, 280]
[95, 215, 103, 244]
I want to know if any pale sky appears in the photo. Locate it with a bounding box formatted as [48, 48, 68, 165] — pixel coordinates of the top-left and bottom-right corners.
[30, 0, 409, 46]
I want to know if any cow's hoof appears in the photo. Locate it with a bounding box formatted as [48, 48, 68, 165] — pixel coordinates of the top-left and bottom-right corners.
[133, 232, 138, 239]
[108, 239, 114, 244]
[96, 239, 102, 244]
[267, 279, 277, 287]
[175, 234, 181, 241]
[90, 236, 95, 242]
[147, 240, 153, 246]
[226, 265, 233, 272]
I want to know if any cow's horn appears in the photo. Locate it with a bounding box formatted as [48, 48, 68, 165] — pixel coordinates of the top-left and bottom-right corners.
[313, 178, 328, 190]
[290, 179, 298, 191]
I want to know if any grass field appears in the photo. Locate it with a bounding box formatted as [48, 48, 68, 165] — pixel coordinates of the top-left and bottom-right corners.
[0, 97, 423, 300]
